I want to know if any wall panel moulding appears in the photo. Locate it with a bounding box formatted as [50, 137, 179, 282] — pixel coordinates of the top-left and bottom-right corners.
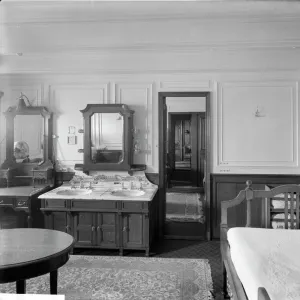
[217, 81, 298, 169]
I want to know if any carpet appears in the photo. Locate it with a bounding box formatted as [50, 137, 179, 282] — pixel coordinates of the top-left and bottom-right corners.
[0, 255, 214, 300]
[166, 192, 205, 223]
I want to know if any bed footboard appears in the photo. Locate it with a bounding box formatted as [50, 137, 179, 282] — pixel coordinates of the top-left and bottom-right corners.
[220, 180, 300, 300]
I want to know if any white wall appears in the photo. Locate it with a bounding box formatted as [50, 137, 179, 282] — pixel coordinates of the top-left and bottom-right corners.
[167, 97, 206, 113]
[1, 1, 300, 174]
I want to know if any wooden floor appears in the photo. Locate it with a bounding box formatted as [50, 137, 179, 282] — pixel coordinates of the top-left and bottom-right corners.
[164, 220, 206, 240]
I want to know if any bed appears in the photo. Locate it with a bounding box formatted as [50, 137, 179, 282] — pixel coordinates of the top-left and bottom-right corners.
[220, 180, 300, 300]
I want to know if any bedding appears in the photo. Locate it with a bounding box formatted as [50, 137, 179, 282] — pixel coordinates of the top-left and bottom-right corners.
[265, 185, 299, 209]
[271, 213, 296, 229]
[228, 227, 300, 300]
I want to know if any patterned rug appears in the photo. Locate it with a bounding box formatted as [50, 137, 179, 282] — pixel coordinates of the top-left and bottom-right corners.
[0, 255, 214, 300]
[166, 192, 205, 223]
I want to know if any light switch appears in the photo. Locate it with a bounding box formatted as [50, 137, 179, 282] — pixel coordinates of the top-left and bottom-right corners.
[68, 126, 76, 134]
[67, 135, 77, 145]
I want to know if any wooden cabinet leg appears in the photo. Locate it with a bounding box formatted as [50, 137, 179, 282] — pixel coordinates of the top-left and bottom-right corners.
[119, 248, 123, 256]
[16, 279, 26, 294]
[145, 248, 150, 257]
[50, 269, 58, 294]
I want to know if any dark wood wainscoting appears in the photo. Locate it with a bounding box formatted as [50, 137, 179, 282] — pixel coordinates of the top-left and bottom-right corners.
[211, 174, 300, 239]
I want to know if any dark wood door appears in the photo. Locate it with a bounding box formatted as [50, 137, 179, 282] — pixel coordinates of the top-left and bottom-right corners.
[73, 212, 95, 246]
[44, 211, 72, 234]
[122, 213, 144, 249]
[96, 213, 118, 247]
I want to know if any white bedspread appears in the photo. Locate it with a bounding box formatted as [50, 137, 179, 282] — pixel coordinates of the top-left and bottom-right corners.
[228, 227, 300, 300]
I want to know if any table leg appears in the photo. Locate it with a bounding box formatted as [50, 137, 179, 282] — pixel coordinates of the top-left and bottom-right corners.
[50, 269, 58, 294]
[16, 279, 26, 294]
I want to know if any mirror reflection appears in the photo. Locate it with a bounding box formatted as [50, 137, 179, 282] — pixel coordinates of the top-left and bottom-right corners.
[90, 112, 124, 164]
[14, 115, 44, 164]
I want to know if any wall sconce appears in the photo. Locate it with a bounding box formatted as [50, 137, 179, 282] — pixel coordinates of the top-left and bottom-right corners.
[133, 140, 141, 154]
[132, 127, 140, 135]
[254, 106, 266, 118]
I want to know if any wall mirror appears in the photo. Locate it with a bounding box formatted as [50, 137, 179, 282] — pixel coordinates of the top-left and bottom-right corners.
[90, 112, 124, 164]
[0, 94, 53, 187]
[14, 115, 44, 163]
[81, 104, 134, 172]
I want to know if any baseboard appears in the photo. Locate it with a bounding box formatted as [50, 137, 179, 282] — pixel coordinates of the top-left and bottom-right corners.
[164, 235, 205, 241]
[167, 187, 204, 193]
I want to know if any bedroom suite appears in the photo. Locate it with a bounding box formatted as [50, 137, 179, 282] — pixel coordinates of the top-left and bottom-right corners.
[1, 0, 300, 299]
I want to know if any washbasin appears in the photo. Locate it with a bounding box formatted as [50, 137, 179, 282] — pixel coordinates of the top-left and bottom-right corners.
[110, 190, 145, 197]
[56, 189, 92, 196]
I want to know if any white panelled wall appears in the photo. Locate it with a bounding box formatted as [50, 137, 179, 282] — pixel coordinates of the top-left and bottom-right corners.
[0, 1, 300, 174]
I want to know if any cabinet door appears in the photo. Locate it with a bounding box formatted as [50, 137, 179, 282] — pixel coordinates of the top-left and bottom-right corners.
[44, 212, 71, 234]
[122, 213, 145, 249]
[0, 208, 26, 229]
[96, 213, 118, 248]
[73, 212, 95, 246]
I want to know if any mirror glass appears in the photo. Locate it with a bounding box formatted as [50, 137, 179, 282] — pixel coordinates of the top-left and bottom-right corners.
[90, 112, 124, 164]
[14, 115, 44, 164]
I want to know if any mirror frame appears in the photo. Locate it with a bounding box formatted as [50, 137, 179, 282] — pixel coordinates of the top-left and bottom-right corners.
[81, 104, 134, 172]
[1, 104, 53, 170]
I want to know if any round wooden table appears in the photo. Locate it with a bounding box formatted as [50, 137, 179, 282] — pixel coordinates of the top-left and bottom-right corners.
[0, 228, 75, 294]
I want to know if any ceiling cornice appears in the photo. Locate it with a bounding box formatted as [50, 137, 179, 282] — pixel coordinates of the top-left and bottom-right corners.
[1, 67, 300, 77]
[2, 39, 300, 56]
[2, 1, 300, 25]
[2, 14, 300, 26]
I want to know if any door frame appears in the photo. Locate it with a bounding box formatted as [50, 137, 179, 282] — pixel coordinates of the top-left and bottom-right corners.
[158, 91, 211, 240]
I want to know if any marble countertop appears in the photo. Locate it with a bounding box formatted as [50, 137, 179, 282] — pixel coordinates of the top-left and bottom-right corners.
[38, 184, 158, 202]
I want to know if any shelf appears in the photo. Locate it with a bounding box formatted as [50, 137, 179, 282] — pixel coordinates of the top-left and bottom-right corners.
[271, 208, 297, 213]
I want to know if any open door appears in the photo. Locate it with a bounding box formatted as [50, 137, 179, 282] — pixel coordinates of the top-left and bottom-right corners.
[159, 92, 211, 240]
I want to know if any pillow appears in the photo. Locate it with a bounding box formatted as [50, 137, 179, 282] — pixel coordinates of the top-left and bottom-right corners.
[265, 185, 298, 209]
[271, 213, 294, 220]
[271, 221, 297, 229]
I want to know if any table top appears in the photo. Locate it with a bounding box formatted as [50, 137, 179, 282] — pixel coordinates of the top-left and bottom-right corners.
[0, 186, 48, 197]
[0, 229, 74, 267]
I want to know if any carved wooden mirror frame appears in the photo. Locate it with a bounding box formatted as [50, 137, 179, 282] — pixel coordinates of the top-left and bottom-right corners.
[81, 104, 134, 173]
[0, 101, 53, 186]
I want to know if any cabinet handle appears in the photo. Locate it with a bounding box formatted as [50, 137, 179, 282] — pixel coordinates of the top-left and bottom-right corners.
[0, 200, 3, 204]
[92, 226, 95, 231]
[97, 226, 100, 231]
[123, 226, 127, 232]
[17, 201, 27, 206]
[65, 225, 69, 232]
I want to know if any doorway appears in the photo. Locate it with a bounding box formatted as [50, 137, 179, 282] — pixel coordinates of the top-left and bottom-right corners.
[167, 112, 205, 192]
[158, 92, 211, 241]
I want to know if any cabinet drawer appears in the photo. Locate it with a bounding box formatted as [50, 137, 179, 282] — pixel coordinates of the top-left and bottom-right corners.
[0, 198, 14, 207]
[122, 202, 146, 211]
[44, 199, 67, 209]
[71, 200, 117, 210]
